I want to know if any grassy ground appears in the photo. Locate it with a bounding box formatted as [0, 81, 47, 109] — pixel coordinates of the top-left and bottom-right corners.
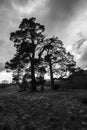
[0, 87, 87, 129]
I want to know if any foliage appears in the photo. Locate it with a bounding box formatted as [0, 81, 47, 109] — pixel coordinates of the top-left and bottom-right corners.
[5, 17, 76, 91]
[5, 17, 45, 91]
[41, 36, 76, 89]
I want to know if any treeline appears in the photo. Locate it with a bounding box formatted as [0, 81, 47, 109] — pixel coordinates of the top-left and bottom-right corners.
[5, 17, 81, 91]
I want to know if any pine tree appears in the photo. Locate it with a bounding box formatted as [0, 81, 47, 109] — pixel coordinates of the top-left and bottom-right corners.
[5, 17, 45, 91]
[41, 37, 76, 89]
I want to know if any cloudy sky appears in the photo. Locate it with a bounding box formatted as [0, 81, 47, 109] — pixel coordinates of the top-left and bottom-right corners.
[0, 0, 87, 82]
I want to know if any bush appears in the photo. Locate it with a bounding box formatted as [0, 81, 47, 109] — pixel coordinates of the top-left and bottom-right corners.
[19, 81, 30, 91]
[36, 76, 45, 91]
[53, 84, 60, 90]
[0, 84, 8, 88]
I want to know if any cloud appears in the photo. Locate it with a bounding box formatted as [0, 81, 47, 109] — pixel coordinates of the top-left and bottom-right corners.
[0, 63, 5, 72]
[0, 40, 5, 46]
[42, 0, 80, 33]
[81, 49, 87, 62]
[0, 71, 12, 83]
[71, 34, 87, 68]
[14, 0, 29, 6]
[73, 33, 87, 50]
[0, 40, 15, 63]
[0, 0, 87, 70]
[74, 39, 87, 50]
[48, 0, 79, 21]
[77, 45, 87, 68]
[12, 0, 48, 16]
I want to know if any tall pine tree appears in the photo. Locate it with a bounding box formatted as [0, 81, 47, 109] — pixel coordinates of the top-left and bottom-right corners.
[5, 17, 45, 91]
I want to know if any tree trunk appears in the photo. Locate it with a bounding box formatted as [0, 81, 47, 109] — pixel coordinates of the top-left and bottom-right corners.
[49, 60, 54, 89]
[31, 60, 36, 91]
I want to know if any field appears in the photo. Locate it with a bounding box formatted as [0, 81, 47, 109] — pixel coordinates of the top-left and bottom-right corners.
[0, 86, 87, 129]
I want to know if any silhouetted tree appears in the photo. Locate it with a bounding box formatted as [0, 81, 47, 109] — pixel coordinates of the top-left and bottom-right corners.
[5, 17, 45, 91]
[41, 37, 76, 89]
[40, 37, 65, 89]
[5, 17, 77, 91]
[67, 66, 84, 83]
[5, 45, 26, 85]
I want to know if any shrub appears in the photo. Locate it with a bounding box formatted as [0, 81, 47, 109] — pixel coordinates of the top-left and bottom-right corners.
[53, 84, 60, 90]
[0, 83, 8, 88]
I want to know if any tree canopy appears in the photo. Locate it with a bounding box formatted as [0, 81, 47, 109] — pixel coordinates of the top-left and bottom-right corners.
[5, 17, 77, 91]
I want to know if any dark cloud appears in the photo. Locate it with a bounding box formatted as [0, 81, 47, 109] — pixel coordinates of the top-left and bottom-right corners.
[0, 0, 12, 8]
[45, 0, 80, 27]
[0, 0, 87, 70]
[0, 0, 4, 5]
[0, 0, 28, 8]
[0, 0, 7, 6]
[38, 0, 82, 37]
[14, 0, 29, 6]
[0, 0, 34, 9]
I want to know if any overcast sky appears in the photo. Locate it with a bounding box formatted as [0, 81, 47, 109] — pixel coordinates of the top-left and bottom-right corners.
[0, 0, 87, 81]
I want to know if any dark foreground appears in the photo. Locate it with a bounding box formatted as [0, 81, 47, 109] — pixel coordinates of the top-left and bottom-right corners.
[0, 88, 87, 130]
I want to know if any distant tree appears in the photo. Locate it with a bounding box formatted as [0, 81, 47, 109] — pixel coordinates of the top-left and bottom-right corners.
[5, 17, 45, 91]
[0, 80, 9, 88]
[67, 65, 84, 83]
[1, 80, 9, 84]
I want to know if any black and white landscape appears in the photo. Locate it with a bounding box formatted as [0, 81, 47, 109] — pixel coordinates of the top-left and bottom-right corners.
[0, 0, 87, 130]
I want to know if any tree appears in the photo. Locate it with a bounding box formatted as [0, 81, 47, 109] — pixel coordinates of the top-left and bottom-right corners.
[39, 36, 65, 89]
[5, 17, 45, 91]
[67, 65, 83, 83]
[5, 17, 77, 91]
[58, 52, 76, 78]
[1, 80, 9, 84]
[41, 37, 76, 89]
